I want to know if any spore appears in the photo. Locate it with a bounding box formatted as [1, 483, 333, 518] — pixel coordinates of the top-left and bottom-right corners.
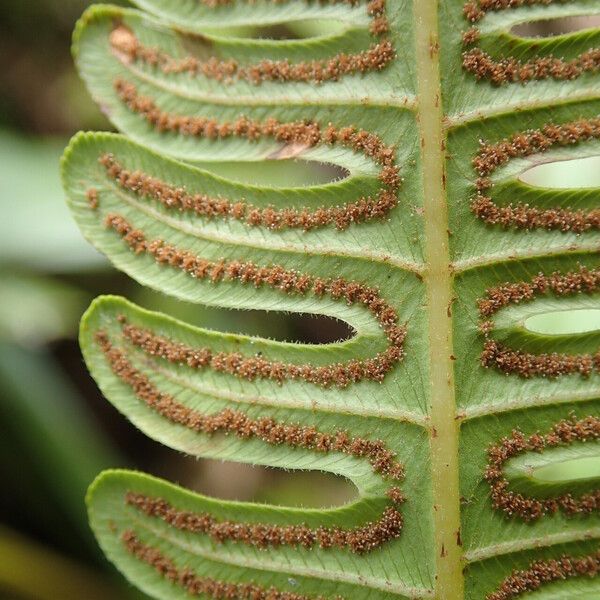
[109, 0, 394, 86]
[485, 414, 600, 520]
[122, 530, 345, 599]
[486, 550, 600, 600]
[478, 266, 600, 378]
[471, 118, 600, 233]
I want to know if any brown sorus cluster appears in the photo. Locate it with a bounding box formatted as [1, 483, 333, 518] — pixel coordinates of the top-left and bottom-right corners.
[122, 531, 344, 600]
[478, 266, 600, 378]
[94, 330, 406, 482]
[119, 316, 403, 388]
[479, 266, 600, 318]
[86, 188, 99, 209]
[111, 30, 395, 85]
[102, 213, 406, 387]
[125, 492, 404, 554]
[474, 118, 600, 179]
[462, 48, 600, 85]
[462, 27, 480, 45]
[485, 414, 600, 521]
[464, 0, 566, 23]
[113, 79, 398, 169]
[472, 196, 600, 234]
[461, 1, 599, 84]
[486, 550, 600, 600]
[481, 339, 600, 378]
[109, 0, 394, 86]
[471, 117, 600, 232]
[99, 142, 400, 230]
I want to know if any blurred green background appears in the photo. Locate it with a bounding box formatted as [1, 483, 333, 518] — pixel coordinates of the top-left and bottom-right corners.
[1, 3, 599, 599]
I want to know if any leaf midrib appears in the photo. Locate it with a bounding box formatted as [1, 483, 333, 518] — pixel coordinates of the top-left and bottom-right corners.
[414, 2, 464, 599]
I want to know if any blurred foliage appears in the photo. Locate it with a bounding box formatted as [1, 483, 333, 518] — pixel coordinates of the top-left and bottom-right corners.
[0, 132, 106, 272]
[0, 274, 87, 347]
[0, 0, 125, 135]
[0, 525, 135, 600]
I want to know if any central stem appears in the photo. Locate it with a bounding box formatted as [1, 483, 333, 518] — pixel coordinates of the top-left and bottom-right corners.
[413, 1, 464, 598]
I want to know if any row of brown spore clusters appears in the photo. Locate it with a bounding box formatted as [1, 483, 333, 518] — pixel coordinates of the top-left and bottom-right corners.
[110, 78, 401, 232]
[478, 266, 600, 319]
[98, 133, 400, 230]
[484, 414, 600, 521]
[480, 340, 600, 379]
[101, 213, 406, 387]
[474, 118, 600, 179]
[461, 0, 599, 84]
[471, 117, 600, 232]
[94, 331, 405, 481]
[109, 0, 393, 85]
[113, 79, 397, 166]
[478, 266, 600, 378]
[125, 491, 404, 554]
[462, 48, 600, 85]
[118, 314, 404, 389]
[122, 531, 344, 600]
[486, 550, 600, 600]
[464, 0, 559, 22]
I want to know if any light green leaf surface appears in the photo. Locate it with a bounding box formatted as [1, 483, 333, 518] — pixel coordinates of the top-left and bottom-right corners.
[62, 0, 600, 598]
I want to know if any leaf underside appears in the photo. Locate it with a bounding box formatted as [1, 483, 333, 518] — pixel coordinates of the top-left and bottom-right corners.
[61, 0, 600, 598]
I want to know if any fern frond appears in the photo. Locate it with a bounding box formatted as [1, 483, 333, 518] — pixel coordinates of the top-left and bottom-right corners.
[61, 0, 600, 598]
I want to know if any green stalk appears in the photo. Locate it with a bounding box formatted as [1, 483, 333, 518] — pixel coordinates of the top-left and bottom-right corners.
[414, 1, 464, 597]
